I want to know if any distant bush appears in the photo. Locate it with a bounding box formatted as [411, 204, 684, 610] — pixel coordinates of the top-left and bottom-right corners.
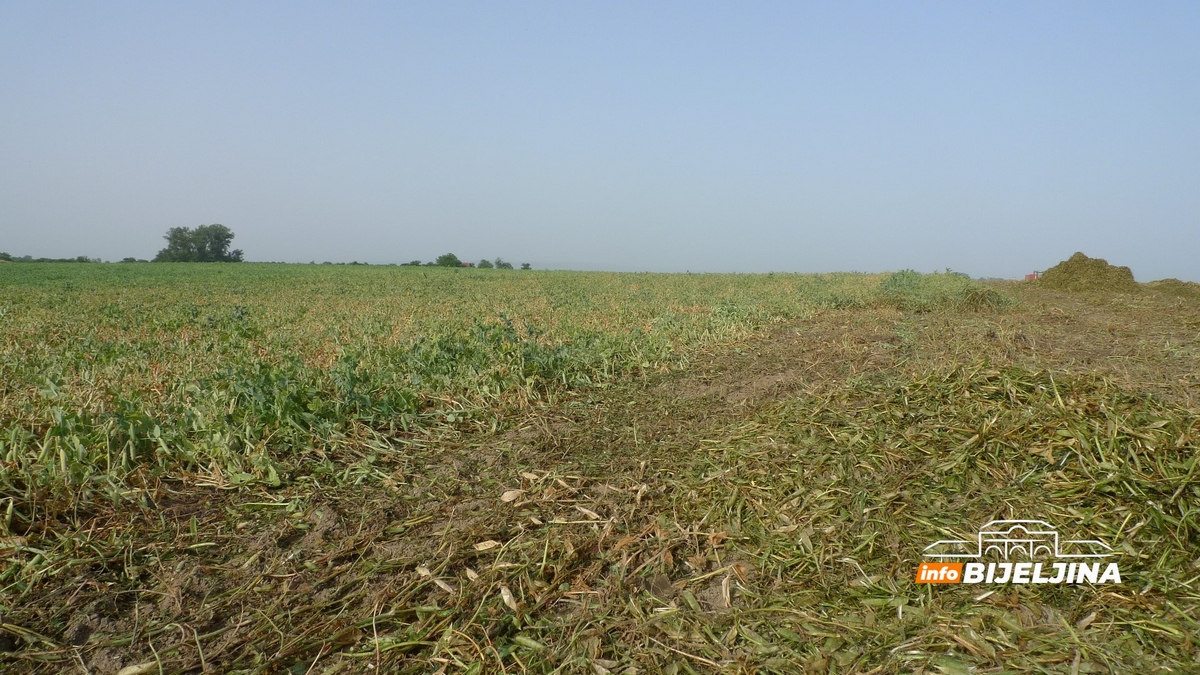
[478, 259, 494, 269]
[881, 269, 1008, 312]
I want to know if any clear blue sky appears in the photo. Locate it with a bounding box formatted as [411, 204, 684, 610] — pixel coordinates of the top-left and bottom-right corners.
[2, 2, 1197, 279]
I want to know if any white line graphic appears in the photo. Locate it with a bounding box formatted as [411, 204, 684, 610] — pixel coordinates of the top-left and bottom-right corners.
[923, 520, 1113, 560]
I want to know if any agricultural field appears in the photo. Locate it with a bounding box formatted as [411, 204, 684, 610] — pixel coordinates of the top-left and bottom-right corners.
[1, 262, 1198, 674]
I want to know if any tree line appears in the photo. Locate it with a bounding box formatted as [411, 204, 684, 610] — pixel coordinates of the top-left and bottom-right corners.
[1, 225, 246, 263]
[3, 226, 532, 268]
[0, 253, 100, 263]
[398, 253, 530, 269]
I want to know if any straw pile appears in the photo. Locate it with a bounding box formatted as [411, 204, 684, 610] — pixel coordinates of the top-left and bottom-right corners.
[1039, 252, 1138, 293]
[1146, 278, 1200, 300]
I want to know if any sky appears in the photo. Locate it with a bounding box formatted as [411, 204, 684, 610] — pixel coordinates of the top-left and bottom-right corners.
[1, 2, 1197, 279]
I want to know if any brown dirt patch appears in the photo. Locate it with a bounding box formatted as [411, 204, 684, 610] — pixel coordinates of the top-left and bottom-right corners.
[661, 310, 903, 405]
[892, 283, 1200, 407]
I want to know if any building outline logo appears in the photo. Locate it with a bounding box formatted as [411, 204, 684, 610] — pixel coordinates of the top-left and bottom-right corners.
[914, 518, 1121, 585]
[922, 519, 1113, 560]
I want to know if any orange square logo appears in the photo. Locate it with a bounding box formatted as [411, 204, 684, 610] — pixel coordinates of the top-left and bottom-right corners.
[915, 562, 963, 584]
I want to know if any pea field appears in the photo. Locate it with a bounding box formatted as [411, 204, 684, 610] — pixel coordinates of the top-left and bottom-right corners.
[1, 263, 1198, 674]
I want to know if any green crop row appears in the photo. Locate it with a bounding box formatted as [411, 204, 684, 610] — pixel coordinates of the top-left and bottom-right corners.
[0, 264, 1005, 531]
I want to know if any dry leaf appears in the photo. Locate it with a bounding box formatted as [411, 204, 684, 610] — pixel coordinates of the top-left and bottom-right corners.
[612, 535, 638, 552]
[798, 525, 813, 553]
[645, 573, 674, 600]
[116, 664, 159, 675]
[575, 505, 601, 520]
[415, 565, 432, 577]
[950, 634, 989, 659]
[465, 567, 479, 581]
[1076, 611, 1097, 631]
[500, 489, 524, 502]
[434, 578, 456, 594]
[850, 574, 882, 588]
[0, 537, 27, 558]
[731, 561, 752, 582]
[500, 585, 519, 611]
[520, 471, 539, 481]
[474, 540, 501, 551]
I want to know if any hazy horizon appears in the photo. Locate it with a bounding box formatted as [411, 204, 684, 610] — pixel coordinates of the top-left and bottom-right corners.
[2, 2, 1198, 281]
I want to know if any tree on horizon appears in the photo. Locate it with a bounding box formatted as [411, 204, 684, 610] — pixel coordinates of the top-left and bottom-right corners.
[154, 224, 244, 262]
